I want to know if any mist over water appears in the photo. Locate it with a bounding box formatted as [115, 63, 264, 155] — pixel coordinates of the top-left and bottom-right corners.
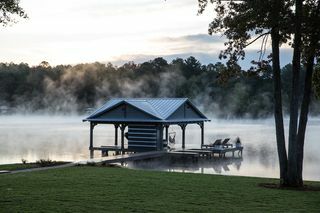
[0, 115, 319, 181]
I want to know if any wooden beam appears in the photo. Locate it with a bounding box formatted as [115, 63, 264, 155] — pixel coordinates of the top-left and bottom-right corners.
[199, 122, 204, 147]
[165, 125, 169, 142]
[180, 124, 187, 149]
[114, 124, 119, 146]
[182, 126, 185, 149]
[89, 122, 96, 159]
[158, 124, 163, 151]
[120, 124, 126, 153]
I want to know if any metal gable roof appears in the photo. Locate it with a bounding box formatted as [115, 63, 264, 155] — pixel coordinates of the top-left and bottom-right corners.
[126, 100, 162, 119]
[147, 98, 187, 119]
[88, 98, 123, 118]
[84, 98, 209, 122]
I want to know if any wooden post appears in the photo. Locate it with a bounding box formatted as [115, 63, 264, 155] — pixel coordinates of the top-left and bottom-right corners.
[120, 124, 126, 154]
[114, 124, 119, 146]
[89, 122, 96, 159]
[199, 122, 204, 148]
[180, 124, 186, 149]
[158, 125, 163, 150]
[165, 125, 169, 142]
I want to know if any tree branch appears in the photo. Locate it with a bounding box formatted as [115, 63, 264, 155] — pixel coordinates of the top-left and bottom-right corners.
[245, 31, 271, 48]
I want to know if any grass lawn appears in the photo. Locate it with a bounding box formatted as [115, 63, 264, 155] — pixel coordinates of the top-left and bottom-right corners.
[0, 163, 40, 171]
[0, 166, 319, 212]
[0, 161, 70, 171]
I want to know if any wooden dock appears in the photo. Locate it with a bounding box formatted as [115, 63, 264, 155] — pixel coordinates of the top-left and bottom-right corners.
[180, 149, 213, 157]
[174, 146, 243, 158]
[167, 151, 199, 159]
[205, 146, 243, 158]
[92, 146, 126, 156]
[86, 145, 244, 165]
[82, 151, 167, 165]
[92, 146, 123, 151]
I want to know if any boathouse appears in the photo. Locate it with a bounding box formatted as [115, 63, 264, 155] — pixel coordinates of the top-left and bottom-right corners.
[83, 98, 210, 156]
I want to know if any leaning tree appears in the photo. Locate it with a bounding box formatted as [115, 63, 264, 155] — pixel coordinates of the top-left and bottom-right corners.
[198, 0, 320, 187]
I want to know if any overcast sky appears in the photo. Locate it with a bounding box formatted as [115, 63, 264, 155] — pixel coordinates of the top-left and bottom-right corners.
[0, 0, 291, 67]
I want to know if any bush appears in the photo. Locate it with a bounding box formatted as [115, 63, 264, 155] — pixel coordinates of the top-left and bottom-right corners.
[36, 159, 56, 167]
[21, 158, 27, 164]
[86, 161, 98, 166]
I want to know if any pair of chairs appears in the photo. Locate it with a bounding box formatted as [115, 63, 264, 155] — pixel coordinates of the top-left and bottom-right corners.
[202, 138, 232, 149]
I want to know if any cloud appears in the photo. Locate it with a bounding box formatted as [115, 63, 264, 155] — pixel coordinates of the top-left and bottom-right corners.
[110, 47, 293, 69]
[152, 34, 225, 54]
[157, 34, 224, 44]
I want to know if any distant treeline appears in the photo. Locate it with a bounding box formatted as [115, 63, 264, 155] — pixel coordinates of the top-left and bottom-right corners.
[0, 57, 319, 118]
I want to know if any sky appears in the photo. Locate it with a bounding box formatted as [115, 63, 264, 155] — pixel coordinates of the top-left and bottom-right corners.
[0, 0, 292, 67]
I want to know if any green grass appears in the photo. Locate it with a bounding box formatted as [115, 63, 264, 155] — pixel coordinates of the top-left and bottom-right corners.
[0, 166, 319, 212]
[0, 161, 69, 171]
[0, 163, 39, 171]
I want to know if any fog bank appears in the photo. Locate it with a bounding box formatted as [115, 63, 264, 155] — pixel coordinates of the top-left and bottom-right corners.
[0, 115, 319, 181]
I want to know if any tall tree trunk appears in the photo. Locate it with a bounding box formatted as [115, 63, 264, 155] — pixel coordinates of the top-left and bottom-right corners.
[296, 1, 320, 187]
[296, 50, 315, 186]
[271, 0, 288, 186]
[288, 0, 303, 186]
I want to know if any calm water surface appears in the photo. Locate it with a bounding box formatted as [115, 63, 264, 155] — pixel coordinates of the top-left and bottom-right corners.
[0, 115, 319, 181]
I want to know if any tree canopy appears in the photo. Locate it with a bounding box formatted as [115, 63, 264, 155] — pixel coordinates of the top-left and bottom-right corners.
[198, 0, 320, 187]
[0, 0, 27, 26]
[0, 58, 319, 116]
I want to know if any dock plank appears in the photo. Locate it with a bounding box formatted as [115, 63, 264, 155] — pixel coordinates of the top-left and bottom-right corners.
[167, 151, 200, 157]
[184, 149, 213, 154]
[82, 151, 167, 164]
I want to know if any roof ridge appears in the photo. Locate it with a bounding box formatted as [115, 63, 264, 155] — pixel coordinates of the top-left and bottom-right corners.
[83, 98, 209, 122]
[111, 98, 188, 100]
[163, 98, 188, 119]
[146, 98, 187, 119]
[145, 99, 165, 119]
[124, 100, 163, 120]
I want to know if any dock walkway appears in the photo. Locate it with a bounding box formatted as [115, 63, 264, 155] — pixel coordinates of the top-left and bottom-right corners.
[205, 146, 243, 157]
[92, 144, 243, 160]
[174, 146, 243, 158]
[82, 151, 167, 164]
[0, 146, 243, 175]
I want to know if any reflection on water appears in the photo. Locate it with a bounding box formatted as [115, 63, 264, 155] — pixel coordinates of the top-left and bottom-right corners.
[126, 157, 243, 175]
[0, 115, 319, 181]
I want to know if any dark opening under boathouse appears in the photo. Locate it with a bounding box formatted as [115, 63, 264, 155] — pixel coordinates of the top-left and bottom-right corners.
[83, 98, 210, 157]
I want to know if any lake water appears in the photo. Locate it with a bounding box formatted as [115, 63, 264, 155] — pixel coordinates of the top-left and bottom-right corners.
[0, 115, 319, 181]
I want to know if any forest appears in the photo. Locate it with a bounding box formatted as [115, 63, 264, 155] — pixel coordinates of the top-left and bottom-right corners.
[0, 56, 319, 118]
